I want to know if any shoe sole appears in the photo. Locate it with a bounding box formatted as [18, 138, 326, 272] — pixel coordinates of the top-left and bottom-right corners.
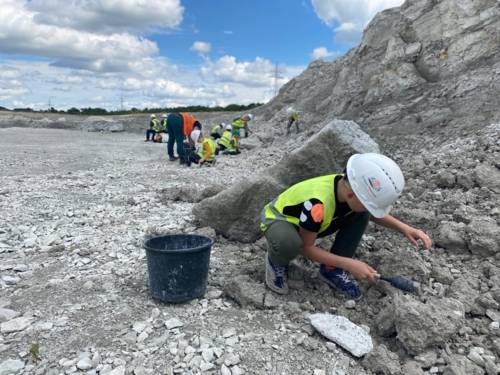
[318, 272, 362, 300]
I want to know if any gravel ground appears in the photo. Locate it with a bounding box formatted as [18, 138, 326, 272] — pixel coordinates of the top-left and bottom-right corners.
[0, 128, 367, 375]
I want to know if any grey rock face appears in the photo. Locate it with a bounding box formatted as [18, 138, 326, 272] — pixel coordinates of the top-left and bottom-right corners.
[435, 222, 468, 251]
[223, 275, 279, 309]
[193, 120, 379, 242]
[394, 295, 465, 355]
[442, 354, 484, 375]
[401, 361, 425, 375]
[362, 344, 402, 375]
[474, 163, 500, 193]
[466, 217, 500, 256]
[257, 0, 500, 151]
[446, 278, 482, 314]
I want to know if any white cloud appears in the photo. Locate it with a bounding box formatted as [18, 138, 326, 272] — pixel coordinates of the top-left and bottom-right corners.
[0, 58, 305, 110]
[0, 66, 21, 79]
[0, 0, 309, 109]
[0, 87, 29, 101]
[27, 0, 184, 33]
[52, 75, 84, 84]
[311, 47, 333, 60]
[191, 41, 212, 55]
[311, 0, 404, 43]
[0, 0, 175, 73]
[200, 56, 284, 87]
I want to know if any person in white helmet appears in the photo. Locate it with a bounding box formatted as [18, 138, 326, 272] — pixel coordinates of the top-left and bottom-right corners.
[145, 114, 160, 142]
[260, 153, 432, 299]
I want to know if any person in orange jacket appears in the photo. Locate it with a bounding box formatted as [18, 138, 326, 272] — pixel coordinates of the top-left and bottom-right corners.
[166, 112, 201, 165]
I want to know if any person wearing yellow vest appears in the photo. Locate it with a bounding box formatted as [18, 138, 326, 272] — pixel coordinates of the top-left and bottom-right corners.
[285, 107, 300, 135]
[210, 123, 224, 140]
[160, 114, 168, 132]
[261, 153, 432, 299]
[231, 113, 253, 141]
[217, 124, 240, 155]
[153, 113, 169, 143]
[145, 114, 160, 142]
[189, 132, 217, 166]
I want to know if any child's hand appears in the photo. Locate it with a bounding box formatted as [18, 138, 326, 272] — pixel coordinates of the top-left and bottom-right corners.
[346, 259, 380, 282]
[403, 226, 432, 249]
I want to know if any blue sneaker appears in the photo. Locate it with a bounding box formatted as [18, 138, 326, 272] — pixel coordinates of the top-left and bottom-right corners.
[319, 265, 361, 300]
[265, 254, 289, 295]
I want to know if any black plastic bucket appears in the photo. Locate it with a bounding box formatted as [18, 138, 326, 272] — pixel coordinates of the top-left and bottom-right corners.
[144, 234, 213, 303]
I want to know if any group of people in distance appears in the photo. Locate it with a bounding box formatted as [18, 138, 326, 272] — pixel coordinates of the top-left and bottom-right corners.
[145, 112, 253, 167]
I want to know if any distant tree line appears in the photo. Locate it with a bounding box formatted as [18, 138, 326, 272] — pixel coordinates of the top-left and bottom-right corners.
[0, 103, 262, 115]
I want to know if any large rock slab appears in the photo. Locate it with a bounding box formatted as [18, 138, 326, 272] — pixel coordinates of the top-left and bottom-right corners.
[309, 313, 373, 357]
[224, 275, 280, 309]
[442, 354, 484, 375]
[362, 344, 402, 375]
[465, 217, 500, 256]
[193, 119, 379, 242]
[0, 316, 34, 333]
[394, 295, 465, 355]
[0, 307, 19, 322]
[0, 359, 25, 375]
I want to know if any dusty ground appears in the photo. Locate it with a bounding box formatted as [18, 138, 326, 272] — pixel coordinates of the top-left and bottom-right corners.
[0, 128, 368, 375]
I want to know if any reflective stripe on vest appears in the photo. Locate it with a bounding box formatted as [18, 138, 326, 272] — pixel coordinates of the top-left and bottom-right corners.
[151, 119, 160, 131]
[218, 130, 232, 148]
[179, 112, 198, 137]
[232, 118, 245, 128]
[197, 138, 216, 161]
[160, 119, 168, 131]
[260, 174, 341, 233]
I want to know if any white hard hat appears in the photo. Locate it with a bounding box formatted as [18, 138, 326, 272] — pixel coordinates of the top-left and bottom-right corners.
[225, 124, 232, 131]
[286, 106, 294, 114]
[221, 122, 226, 127]
[150, 114, 156, 118]
[190, 129, 201, 143]
[246, 113, 253, 120]
[161, 114, 167, 118]
[346, 153, 405, 218]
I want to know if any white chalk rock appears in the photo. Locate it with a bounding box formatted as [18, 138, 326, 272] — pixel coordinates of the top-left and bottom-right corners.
[165, 318, 183, 330]
[0, 308, 19, 322]
[309, 313, 373, 357]
[0, 359, 25, 375]
[0, 316, 33, 333]
[109, 365, 126, 375]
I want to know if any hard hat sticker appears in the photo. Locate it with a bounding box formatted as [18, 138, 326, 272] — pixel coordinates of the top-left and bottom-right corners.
[368, 177, 382, 192]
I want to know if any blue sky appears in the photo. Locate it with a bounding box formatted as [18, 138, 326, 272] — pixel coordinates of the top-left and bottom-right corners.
[0, 0, 403, 110]
[158, 0, 348, 66]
